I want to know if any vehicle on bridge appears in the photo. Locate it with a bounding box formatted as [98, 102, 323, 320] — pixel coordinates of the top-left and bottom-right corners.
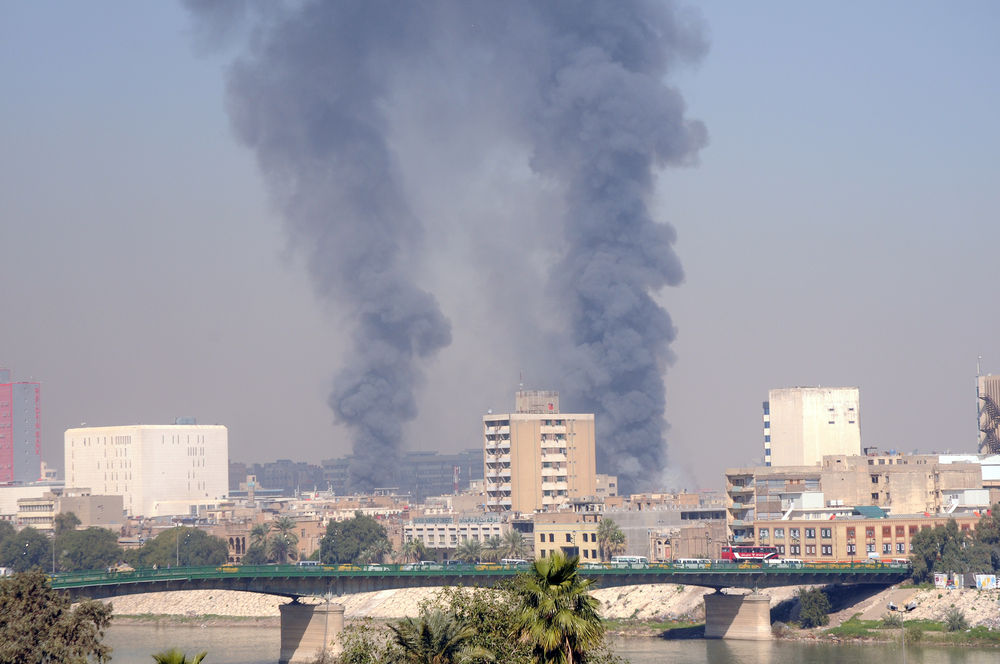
[719, 545, 779, 562]
[610, 555, 649, 568]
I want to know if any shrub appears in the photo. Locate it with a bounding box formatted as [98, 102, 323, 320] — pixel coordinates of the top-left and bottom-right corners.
[881, 613, 903, 628]
[771, 621, 791, 638]
[944, 607, 969, 632]
[905, 624, 924, 643]
[797, 587, 831, 628]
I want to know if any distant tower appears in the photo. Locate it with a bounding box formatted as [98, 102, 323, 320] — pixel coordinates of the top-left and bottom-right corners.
[0, 368, 42, 483]
[763, 387, 861, 467]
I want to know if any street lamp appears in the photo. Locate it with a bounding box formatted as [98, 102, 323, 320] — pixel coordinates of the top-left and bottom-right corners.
[175, 523, 181, 567]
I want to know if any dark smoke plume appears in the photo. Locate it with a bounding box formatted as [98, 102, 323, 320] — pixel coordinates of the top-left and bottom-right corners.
[185, 0, 707, 494]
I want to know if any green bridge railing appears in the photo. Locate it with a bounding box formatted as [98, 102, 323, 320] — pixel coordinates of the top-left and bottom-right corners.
[50, 559, 910, 590]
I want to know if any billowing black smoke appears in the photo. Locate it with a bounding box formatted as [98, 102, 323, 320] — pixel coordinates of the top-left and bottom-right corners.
[185, 0, 706, 494]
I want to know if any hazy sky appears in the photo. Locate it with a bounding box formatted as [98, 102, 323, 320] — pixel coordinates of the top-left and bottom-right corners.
[2, 2, 998, 489]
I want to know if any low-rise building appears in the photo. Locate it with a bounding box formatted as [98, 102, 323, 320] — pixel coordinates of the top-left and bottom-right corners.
[403, 514, 507, 552]
[533, 512, 601, 562]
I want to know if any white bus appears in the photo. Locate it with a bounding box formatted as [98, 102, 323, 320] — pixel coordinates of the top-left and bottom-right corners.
[500, 559, 530, 566]
[610, 555, 649, 568]
[674, 558, 711, 569]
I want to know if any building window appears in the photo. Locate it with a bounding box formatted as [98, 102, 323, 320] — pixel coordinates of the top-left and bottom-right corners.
[820, 528, 831, 539]
[805, 528, 815, 539]
[847, 544, 856, 555]
[790, 545, 801, 555]
[867, 543, 875, 553]
[896, 526, 905, 537]
[540, 550, 546, 558]
[897, 542, 906, 553]
[583, 550, 589, 559]
[790, 528, 800, 540]
[565, 533, 572, 543]
[805, 545, 816, 555]
[776, 545, 785, 555]
[865, 527, 875, 539]
[774, 528, 784, 539]
[821, 545, 833, 556]
[846, 527, 855, 539]
[871, 493, 879, 501]
[549, 533, 554, 542]
[759, 528, 769, 540]
[882, 526, 892, 538]
[871, 475, 879, 484]
[581, 533, 588, 542]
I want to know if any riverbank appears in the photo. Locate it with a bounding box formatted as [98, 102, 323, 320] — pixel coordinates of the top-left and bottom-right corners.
[100, 582, 1000, 639]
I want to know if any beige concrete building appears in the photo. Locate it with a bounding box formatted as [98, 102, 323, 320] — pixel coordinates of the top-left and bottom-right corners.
[65, 422, 228, 517]
[483, 391, 596, 513]
[726, 452, 985, 543]
[764, 387, 861, 467]
[403, 514, 507, 552]
[752, 513, 980, 560]
[533, 511, 601, 562]
[16, 489, 124, 533]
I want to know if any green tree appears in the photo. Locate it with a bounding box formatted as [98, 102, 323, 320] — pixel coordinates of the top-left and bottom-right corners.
[124, 527, 228, 568]
[358, 538, 393, 565]
[515, 551, 603, 664]
[482, 536, 503, 563]
[249, 523, 271, 549]
[241, 543, 267, 565]
[435, 584, 532, 664]
[455, 539, 483, 563]
[596, 519, 625, 562]
[797, 587, 831, 628]
[0, 569, 113, 663]
[401, 539, 429, 564]
[319, 512, 390, 564]
[151, 648, 207, 664]
[339, 617, 399, 664]
[910, 519, 991, 583]
[390, 609, 493, 664]
[501, 531, 530, 561]
[54, 512, 82, 536]
[0, 527, 51, 572]
[56, 528, 122, 572]
[266, 517, 299, 563]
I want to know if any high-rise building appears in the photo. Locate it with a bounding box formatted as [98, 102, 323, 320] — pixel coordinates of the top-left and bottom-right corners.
[65, 420, 228, 517]
[0, 368, 42, 483]
[763, 387, 861, 467]
[483, 390, 597, 513]
[977, 375, 1000, 454]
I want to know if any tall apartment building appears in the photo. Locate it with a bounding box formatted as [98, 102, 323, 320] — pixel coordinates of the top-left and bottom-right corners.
[483, 390, 597, 513]
[0, 369, 42, 483]
[65, 421, 228, 517]
[978, 374, 1000, 454]
[764, 387, 861, 467]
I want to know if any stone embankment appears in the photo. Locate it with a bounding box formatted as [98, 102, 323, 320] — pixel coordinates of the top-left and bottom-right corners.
[102, 582, 849, 624]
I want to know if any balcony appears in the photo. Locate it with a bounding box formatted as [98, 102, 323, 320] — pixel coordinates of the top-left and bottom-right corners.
[729, 485, 754, 494]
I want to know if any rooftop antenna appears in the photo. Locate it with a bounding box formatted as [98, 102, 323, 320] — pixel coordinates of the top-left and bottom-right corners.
[519, 370, 524, 390]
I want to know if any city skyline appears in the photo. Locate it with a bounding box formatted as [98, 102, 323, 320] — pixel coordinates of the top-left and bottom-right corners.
[2, 2, 999, 489]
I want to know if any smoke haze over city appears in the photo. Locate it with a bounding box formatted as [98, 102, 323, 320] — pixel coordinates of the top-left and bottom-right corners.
[1, 2, 998, 490]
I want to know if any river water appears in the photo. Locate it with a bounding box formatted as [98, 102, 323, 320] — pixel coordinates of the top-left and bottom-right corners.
[104, 624, 995, 664]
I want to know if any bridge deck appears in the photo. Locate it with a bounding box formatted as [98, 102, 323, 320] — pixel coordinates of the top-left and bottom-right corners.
[51, 561, 911, 600]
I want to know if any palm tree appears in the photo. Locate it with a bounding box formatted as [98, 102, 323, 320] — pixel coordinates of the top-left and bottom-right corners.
[250, 522, 271, 548]
[596, 519, 625, 562]
[515, 551, 603, 664]
[268, 516, 300, 563]
[390, 609, 493, 664]
[455, 539, 483, 564]
[482, 536, 503, 563]
[402, 538, 429, 563]
[151, 648, 207, 664]
[501, 530, 530, 560]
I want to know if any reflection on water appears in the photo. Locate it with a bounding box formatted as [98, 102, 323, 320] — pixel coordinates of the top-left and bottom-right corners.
[105, 624, 999, 664]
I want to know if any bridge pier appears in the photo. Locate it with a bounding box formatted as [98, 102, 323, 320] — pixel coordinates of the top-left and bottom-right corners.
[704, 591, 771, 640]
[279, 601, 344, 664]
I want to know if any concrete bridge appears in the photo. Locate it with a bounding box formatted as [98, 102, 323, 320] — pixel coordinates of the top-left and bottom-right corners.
[51, 560, 910, 662]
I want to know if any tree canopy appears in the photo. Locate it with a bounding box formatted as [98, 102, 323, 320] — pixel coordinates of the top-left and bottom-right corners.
[125, 527, 228, 568]
[0, 527, 51, 572]
[910, 519, 991, 583]
[0, 569, 113, 664]
[56, 528, 122, 573]
[319, 512, 390, 564]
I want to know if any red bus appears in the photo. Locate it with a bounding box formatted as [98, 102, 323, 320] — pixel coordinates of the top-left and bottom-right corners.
[720, 545, 779, 561]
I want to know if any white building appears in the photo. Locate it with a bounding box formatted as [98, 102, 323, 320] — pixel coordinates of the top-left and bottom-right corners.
[65, 423, 228, 517]
[764, 387, 861, 467]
